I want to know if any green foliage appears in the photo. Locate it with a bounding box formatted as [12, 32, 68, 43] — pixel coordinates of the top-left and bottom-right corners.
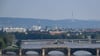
[4, 33, 16, 46]
[0, 38, 6, 49]
[0, 32, 16, 49]
[95, 33, 100, 39]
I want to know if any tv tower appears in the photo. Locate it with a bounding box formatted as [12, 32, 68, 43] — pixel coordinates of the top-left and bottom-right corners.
[72, 10, 74, 19]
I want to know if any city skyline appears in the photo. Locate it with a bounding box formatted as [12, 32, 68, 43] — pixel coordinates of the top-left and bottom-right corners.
[0, 0, 100, 20]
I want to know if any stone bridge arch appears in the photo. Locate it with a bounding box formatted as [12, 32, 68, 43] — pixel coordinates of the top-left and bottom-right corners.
[22, 49, 42, 55]
[71, 48, 96, 55]
[44, 48, 67, 55]
[73, 50, 92, 55]
[48, 51, 65, 55]
[2, 49, 19, 55]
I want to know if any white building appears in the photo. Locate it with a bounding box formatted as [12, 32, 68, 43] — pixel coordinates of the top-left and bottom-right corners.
[31, 25, 42, 31]
[3, 27, 27, 32]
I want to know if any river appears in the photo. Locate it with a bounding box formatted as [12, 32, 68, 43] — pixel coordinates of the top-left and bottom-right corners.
[0, 49, 96, 56]
[0, 54, 95, 56]
[0, 50, 96, 56]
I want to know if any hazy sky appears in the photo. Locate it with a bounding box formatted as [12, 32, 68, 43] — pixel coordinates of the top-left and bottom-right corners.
[0, 0, 100, 20]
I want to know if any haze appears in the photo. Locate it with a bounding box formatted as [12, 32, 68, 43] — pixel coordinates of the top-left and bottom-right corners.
[0, 0, 100, 20]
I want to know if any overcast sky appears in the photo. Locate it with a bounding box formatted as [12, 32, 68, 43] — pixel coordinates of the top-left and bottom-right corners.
[0, 0, 100, 20]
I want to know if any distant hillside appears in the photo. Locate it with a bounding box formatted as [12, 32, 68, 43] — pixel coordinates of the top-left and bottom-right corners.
[0, 17, 100, 29]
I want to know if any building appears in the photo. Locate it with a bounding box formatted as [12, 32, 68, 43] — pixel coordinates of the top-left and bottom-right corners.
[3, 27, 27, 33]
[31, 25, 42, 31]
[49, 30, 65, 35]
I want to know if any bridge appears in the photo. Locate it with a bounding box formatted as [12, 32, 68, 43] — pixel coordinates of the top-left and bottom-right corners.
[1, 39, 100, 56]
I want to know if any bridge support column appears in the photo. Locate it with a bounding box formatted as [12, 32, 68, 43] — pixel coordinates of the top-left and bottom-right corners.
[42, 48, 45, 56]
[19, 49, 22, 56]
[0, 49, 2, 55]
[67, 48, 71, 56]
[96, 48, 99, 56]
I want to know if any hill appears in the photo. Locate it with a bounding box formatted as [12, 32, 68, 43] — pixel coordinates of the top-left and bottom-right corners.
[0, 17, 100, 29]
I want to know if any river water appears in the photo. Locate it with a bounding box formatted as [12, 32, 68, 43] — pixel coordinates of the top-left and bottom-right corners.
[1, 51, 96, 56]
[0, 54, 95, 56]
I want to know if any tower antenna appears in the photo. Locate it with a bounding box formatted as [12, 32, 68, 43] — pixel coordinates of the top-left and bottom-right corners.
[72, 10, 74, 19]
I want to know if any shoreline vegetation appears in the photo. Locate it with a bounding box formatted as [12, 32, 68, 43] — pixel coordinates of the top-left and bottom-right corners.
[0, 30, 100, 49]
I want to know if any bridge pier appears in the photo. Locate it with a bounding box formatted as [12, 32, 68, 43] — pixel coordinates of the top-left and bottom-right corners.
[0, 49, 2, 55]
[42, 48, 45, 56]
[96, 48, 100, 56]
[19, 49, 22, 56]
[67, 48, 71, 56]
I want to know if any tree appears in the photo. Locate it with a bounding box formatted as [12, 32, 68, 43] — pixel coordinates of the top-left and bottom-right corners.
[0, 38, 6, 49]
[4, 33, 16, 46]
